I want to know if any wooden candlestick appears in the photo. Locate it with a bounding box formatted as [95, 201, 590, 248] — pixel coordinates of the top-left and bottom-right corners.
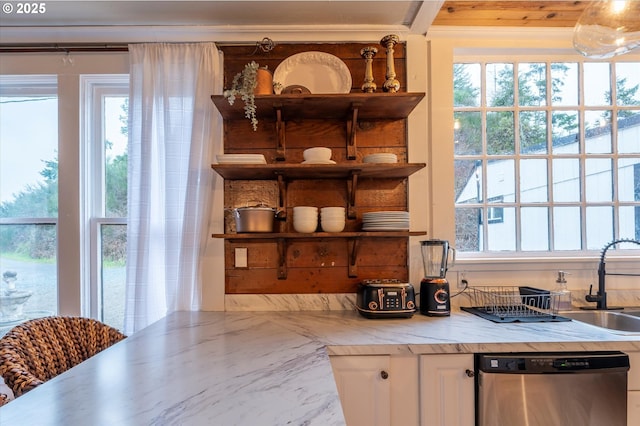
[380, 34, 400, 93]
[360, 47, 378, 93]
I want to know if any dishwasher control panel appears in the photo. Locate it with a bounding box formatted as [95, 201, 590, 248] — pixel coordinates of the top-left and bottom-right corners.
[477, 351, 630, 373]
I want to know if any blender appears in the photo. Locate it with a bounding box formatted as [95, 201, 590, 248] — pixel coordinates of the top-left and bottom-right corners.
[419, 239, 456, 316]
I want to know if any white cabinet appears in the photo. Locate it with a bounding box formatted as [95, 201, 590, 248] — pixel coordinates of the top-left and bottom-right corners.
[330, 355, 419, 426]
[627, 351, 640, 426]
[419, 354, 475, 426]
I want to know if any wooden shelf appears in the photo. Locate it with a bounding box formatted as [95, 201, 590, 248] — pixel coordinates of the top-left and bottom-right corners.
[211, 163, 426, 180]
[211, 92, 425, 121]
[212, 231, 426, 239]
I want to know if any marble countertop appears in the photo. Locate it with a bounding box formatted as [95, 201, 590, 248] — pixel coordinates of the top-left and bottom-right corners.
[1, 308, 640, 425]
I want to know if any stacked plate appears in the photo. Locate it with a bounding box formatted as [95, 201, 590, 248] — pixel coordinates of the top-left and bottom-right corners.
[363, 153, 398, 164]
[216, 154, 266, 164]
[362, 211, 409, 231]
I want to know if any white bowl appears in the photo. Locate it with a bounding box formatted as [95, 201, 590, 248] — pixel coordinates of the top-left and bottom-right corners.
[303, 147, 332, 161]
[294, 221, 318, 233]
[320, 207, 345, 214]
[321, 220, 345, 233]
[293, 206, 318, 213]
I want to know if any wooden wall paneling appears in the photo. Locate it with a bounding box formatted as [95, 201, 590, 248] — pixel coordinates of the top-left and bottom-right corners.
[225, 238, 409, 294]
[220, 42, 407, 94]
[218, 42, 414, 294]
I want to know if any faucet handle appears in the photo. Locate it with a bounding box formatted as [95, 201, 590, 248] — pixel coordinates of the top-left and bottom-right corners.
[585, 284, 600, 303]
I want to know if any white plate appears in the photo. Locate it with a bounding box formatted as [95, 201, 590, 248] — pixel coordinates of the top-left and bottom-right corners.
[302, 160, 336, 165]
[216, 154, 266, 164]
[274, 52, 352, 94]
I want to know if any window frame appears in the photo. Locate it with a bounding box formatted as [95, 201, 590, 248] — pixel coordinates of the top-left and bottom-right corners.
[425, 28, 640, 280]
[81, 75, 129, 323]
[0, 52, 129, 320]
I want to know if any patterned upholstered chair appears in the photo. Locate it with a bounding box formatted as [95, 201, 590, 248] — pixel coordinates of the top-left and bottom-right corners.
[0, 316, 125, 400]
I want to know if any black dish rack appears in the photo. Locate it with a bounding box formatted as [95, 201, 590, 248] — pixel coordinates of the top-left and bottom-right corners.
[461, 286, 571, 323]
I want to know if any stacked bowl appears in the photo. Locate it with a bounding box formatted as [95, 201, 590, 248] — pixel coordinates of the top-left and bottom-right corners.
[320, 207, 346, 232]
[293, 206, 318, 233]
[302, 147, 335, 164]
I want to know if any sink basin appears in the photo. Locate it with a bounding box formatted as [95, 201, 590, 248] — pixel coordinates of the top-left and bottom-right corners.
[562, 311, 640, 332]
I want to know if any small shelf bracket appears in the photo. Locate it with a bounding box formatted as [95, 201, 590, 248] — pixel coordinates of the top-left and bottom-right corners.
[346, 103, 361, 160]
[277, 238, 287, 279]
[348, 237, 360, 277]
[276, 173, 287, 221]
[275, 106, 286, 160]
[347, 170, 361, 219]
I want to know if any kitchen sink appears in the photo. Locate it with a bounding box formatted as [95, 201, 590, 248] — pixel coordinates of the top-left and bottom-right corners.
[562, 310, 640, 332]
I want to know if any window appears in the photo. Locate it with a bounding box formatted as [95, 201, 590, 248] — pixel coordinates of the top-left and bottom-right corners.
[453, 59, 640, 253]
[1, 76, 59, 326]
[0, 54, 129, 334]
[83, 76, 129, 330]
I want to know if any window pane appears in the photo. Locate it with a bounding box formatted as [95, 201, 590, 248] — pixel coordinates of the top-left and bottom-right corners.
[518, 63, 546, 106]
[0, 225, 57, 332]
[553, 207, 582, 250]
[551, 63, 578, 106]
[105, 97, 128, 218]
[586, 206, 614, 249]
[0, 95, 58, 217]
[586, 158, 613, 202]
[520, 111, 547, 153]
[584, 62, 611, 106]
[486, 63, 513, 107]
[521, 207, 549, 250]
[454, 111, 482, 155]
[455, 159, 482, 204]
[101, 224, 126, 330]
[455, 207, 482, 252]
[454, 63, 481, 107]
[552, 110, 579, 154]
[520, 159, 548, 202]
[618, 110, 640, 154]
[487, 111, 514, 155]
[487, 159, 514, 202]
[487, 207, 515, 251]
[553, 158, 581, 202]
[618, 158, 640, 202]
[616, 62, 640, 107]
[585, 110, 612, 154]
[619, 206, 640, 241]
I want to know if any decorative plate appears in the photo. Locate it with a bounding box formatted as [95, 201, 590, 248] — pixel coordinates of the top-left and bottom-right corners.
[274, 52, 352, 94]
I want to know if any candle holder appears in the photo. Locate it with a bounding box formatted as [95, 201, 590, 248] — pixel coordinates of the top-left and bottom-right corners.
[380, 34, 401, 93]
[360, 47, 378, 93]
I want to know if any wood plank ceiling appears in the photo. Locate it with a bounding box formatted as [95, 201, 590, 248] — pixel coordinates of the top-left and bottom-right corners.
[432, 1, 591, 27]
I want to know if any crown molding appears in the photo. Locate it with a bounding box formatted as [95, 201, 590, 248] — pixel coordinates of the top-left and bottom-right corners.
[0, 24, 418, 44]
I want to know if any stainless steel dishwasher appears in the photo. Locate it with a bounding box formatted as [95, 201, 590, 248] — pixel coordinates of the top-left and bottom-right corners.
[476, 351, 629, 426]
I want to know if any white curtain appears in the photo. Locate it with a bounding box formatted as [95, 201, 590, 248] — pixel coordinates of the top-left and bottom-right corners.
[125, 43, 222, 335]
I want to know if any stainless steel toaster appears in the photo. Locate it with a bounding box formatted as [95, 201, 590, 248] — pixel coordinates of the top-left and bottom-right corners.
[355, 279, 416, 318]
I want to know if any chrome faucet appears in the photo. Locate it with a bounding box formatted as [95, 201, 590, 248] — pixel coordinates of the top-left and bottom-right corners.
[584, 238, 640, 310]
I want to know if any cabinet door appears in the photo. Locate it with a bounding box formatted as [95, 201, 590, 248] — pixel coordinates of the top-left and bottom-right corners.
[627, 352, 640, 426]
[419, 354, 475, 426]
[330, 355, 391, 426]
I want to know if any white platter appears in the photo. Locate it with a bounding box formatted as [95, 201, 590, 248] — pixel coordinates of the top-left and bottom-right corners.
[274, 52, 352, 94]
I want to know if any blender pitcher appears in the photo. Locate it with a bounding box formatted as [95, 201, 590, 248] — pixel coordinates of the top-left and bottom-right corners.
[419, 240, 456, 316]
[420, 239, 456, 278]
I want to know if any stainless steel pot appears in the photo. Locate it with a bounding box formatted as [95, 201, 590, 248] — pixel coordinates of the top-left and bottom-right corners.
[233, 205, 276, 233]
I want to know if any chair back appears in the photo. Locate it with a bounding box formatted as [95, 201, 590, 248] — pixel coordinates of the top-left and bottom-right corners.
[0, 316, 125, 398]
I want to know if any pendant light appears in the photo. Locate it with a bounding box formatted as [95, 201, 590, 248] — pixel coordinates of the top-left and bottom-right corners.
[573, 0, 640, 59]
